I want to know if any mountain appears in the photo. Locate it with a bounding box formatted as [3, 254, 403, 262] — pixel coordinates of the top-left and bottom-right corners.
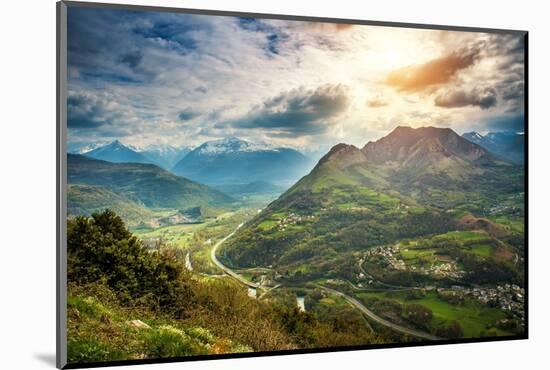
[68, 184, 154, 224]
[462, 131, 525, 164]
[67, 154, 233, 209]
[171, 137, 313, 186]
[363, 126, 492, 165]
[84, 140, 154, 165]
[139, 144, 191, 170]
[68, 142, 103, 154]
[223, 126, 524, 284]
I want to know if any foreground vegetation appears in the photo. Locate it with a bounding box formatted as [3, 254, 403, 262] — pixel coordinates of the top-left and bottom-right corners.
[67, 210, 385, 364]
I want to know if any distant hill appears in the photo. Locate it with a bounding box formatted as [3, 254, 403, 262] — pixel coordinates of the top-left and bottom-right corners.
[84, 140, 154, 165]
[68, 154, 233, 209]
[171, 137, 313, 186]
[68, 184, 154, 225]
[462, 131, 525, 164]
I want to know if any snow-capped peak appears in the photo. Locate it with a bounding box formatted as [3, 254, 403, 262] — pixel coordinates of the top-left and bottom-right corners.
[196, 137, 280, 155]
[75, 143, 103, 154]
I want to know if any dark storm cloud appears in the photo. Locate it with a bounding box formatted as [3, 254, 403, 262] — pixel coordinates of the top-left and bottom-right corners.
[502, 82, 524, 101]
[133, 20, 198, 55]
[487, 34, 526, 109]
[434, 87, 497, 109]
[385, 44, 482, 91]
[236, 17, 290, 57]
[67, 7, 207, 84]
[218, 84, 350, 136]
[67, 7, 144, 82]
[118, 50, 143, 69]
[194, 86, 208, 94]
[178, 108, 200, 121]
[67, 92, 112, 129]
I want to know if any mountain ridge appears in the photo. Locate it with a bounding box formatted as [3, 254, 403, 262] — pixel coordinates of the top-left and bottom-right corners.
[68, 154, 233, 209]
[84, 140, 154, 165]
[172, 137, 314, 186]
[223, 126, 524, 275]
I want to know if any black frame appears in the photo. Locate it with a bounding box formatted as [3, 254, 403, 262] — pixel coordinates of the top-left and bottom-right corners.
[56, 1, 529, 369]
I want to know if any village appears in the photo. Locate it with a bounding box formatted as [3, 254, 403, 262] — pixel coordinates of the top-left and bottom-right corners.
[277, 212, 316, 231]
[363, 244, 465, 279]
[450, 284, 525, 321]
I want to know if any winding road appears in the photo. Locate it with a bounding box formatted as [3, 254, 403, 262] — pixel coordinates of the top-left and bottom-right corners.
[209, 224, 441, 341]
[210, 223, 261, 289]
[315, 285, 441, 341]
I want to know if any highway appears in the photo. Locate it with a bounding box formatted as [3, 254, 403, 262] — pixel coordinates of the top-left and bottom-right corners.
[315, 285, 442, 341]
[210, 224, 441, 340]
[210, 223, 261, 289]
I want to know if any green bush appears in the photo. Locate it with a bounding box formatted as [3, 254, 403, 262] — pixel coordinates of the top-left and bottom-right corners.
[436, 320, 464, 339]
[143, 325, 206, 358]
[67, 337, 124, 363]
[67, 209, 187, 308]
[403, 303, 433, 330]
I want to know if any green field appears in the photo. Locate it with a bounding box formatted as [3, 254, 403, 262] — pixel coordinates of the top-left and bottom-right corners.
[357, 291, 512, 338]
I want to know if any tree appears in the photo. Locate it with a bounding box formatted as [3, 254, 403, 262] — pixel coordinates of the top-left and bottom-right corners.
[403, 304, 433, 330]
[67, 209, 187, 308]
[435, 320, 464, 339]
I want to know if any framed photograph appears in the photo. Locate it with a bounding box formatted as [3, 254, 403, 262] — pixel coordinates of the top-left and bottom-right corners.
[57, 1, 528, 368]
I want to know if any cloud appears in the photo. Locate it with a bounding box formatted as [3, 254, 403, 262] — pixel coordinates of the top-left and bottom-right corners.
[67, 91, 115, 129]
[217, 84, 350, 136]
[385, 45, 481, 91]
[501, 81, 524, 102]
[434, 87, 497, 109]
[118, 50, 143, 69]
[178, 108, 200, 121]
[133, 19, 198, 55]
[65, 7, 525, 149]
[367, 97, 388, 108]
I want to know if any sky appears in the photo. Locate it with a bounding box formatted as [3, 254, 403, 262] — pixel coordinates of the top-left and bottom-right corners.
[66, 6, 525, 152]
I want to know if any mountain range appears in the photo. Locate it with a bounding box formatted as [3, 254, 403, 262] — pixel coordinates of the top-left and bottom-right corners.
[171, 137, 314, 186]
[80, 140, 191, 170]
[76, 138, 314, 188]
[224, 126, 524, 278]
[462, 131, 525, 164]
[83, 140, 154, 165]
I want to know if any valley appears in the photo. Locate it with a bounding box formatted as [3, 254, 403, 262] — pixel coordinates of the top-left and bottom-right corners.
[62, 11, 527, 366]
[66, 126, 525, 363]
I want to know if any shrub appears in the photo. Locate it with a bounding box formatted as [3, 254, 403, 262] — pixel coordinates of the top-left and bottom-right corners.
[67, 210, 188, 308]
[403, 304, 433, 330]
[67, 338, 123, 363]
[143, 325, 206, 358]
[435, 320, 464, 339]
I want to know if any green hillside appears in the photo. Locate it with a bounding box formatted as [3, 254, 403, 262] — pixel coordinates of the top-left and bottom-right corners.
[222, 128, 524, 287]
[68, 154, 233, 209]
[68, 184, 154, 225]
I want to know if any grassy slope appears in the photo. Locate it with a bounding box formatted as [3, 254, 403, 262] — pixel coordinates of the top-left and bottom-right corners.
[67, 154, 233, 209]
[223, 159, 451, 275]
[68, 184, 154, 226]
[67, 292, 251, 364]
